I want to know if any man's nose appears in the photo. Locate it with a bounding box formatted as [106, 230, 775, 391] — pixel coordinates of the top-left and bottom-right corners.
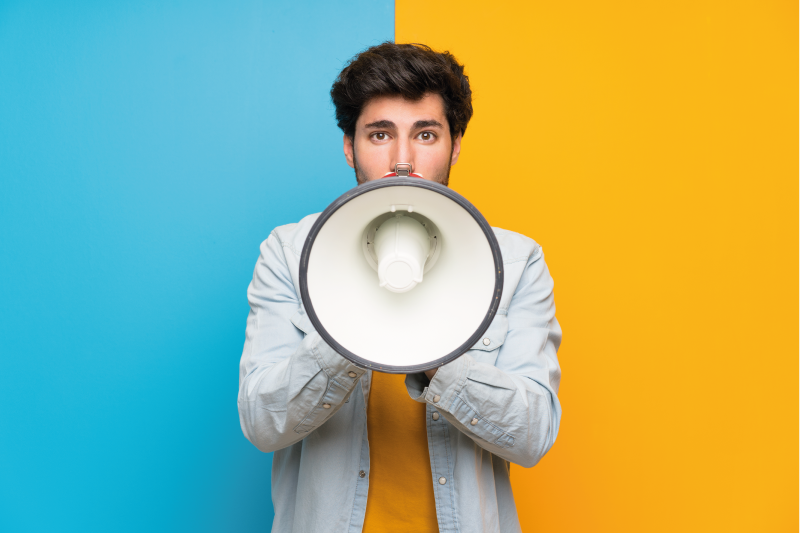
[391, 137, 414, 173]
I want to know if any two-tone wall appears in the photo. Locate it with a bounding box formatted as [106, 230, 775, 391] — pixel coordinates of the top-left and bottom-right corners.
[1, 1, 796, 531]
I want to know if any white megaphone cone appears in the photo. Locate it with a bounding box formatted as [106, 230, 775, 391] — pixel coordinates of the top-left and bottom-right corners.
[299, 177, 503, 373]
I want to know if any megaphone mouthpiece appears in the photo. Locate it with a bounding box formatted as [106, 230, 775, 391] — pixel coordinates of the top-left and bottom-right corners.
[375, 214, 430, 293]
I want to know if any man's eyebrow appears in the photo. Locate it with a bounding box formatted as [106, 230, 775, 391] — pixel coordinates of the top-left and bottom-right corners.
[413, 119, 444, 129]
[363, 119, 445, 129]
[364, 120, 396, 129]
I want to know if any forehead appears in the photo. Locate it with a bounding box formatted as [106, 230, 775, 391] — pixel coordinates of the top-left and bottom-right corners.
[357, 93, 447, 128]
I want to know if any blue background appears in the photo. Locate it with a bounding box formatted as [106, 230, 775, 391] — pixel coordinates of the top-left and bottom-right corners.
[0, 2, 393, 531]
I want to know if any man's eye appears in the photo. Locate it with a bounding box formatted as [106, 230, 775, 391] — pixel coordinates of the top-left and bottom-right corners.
[418, 131, 436, 141]
[372, 132, 387, 141]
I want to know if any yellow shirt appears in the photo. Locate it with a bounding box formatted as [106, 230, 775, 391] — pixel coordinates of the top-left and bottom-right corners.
[362, 372, 439, 533]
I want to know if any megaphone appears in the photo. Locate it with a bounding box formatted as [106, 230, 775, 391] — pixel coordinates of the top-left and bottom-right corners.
[299, 177, 503, 373]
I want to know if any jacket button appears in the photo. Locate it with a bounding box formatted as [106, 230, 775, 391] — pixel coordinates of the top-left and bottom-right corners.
[323, 403, 331, 409]
[348, 371, 357, 378]
[438, 477, 447, 485]
[483, 338, 491, 346]
[359, 470, 366, 478]
[432, 412, 440, 421]
[433, 395, 441, 403]
[470, 418, 478, 425]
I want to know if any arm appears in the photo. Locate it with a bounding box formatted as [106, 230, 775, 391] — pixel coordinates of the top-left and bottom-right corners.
[406, 245, 562, 468]
[237, 232, 366, 453]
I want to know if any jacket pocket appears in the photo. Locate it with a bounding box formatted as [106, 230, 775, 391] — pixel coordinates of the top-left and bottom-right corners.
[468, 314, 508, 365]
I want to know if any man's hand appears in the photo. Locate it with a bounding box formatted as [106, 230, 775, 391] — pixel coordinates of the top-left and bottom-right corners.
[424, 368, 438, 381]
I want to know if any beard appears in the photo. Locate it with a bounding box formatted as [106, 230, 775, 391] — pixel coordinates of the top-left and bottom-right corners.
[352, 145, 453, 187]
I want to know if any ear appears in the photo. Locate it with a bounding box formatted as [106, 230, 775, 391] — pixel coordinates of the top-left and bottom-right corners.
[450, 133, 463, 166]
[343, 134, 355, 169]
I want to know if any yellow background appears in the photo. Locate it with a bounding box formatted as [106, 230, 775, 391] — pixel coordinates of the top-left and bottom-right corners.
[397, 1, 798, 531]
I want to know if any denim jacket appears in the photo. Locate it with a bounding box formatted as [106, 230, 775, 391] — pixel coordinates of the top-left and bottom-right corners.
[238, 213, 562, 533]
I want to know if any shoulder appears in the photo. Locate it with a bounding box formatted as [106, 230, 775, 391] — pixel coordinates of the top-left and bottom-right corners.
[266, 213, 322, 258]
[490, 227, 553, 311]
[253, 213, 322, 287]
[491, 227, 544, 265]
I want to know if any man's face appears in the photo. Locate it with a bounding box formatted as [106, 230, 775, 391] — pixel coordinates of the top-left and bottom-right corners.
[343, 93, 462, 186]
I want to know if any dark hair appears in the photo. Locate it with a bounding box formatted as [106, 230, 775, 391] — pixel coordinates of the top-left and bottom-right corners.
[330, 42, 473, 140]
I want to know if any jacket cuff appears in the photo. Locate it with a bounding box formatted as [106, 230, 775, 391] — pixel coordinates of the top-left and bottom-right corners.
[404, 354, 472, 409]
[293, 334, 367, 434]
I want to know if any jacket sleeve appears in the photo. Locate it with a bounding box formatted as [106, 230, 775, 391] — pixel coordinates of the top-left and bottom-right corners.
[404, 245, 562, 468]
[237, 232, 367, 453]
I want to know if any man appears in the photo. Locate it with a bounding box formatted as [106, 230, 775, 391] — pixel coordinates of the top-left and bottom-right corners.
[238, 42, 562, 533]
